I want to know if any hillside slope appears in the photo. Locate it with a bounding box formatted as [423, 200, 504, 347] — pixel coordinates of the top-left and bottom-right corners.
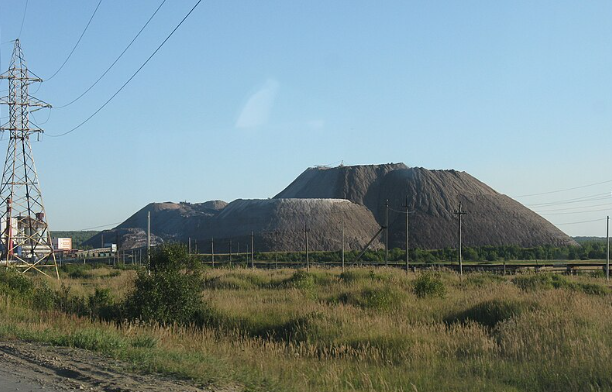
[275, 164, 576, 248]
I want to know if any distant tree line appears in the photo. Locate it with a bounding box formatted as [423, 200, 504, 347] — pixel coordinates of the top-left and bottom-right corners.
[195, 241, 610, 264]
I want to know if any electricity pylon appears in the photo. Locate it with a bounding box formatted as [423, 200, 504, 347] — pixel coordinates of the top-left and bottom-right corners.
[0, 39, 58, 279]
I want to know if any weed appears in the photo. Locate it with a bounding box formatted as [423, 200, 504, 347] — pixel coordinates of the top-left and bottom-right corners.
[445, 299, 538, 329]
[334, 287, 403, 311]
[465, 273, 506, 288]
[413, 272, 446, 298]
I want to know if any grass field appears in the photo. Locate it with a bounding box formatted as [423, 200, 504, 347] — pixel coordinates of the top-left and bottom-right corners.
[1, 264, 611, 391]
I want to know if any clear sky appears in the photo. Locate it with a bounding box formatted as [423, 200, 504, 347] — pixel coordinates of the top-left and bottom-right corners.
[0, 0, 610, 237]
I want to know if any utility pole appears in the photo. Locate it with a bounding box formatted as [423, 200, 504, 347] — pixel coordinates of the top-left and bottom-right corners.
[405, 195, 410, 274]
[385, 199, 389, 266]
[147, 211, 151, 272]
[305, 222, 310, 271]
[0, 40, 57, 278]
[211, 237, 215, 267]
[454, 201, 467, 279]
[115, 231, 119, 266]
[274, 230, 279, 269]
[251, 231, 255, 269]
[607, 216, 610, 281]
[229, 239, 232, 267]
[341, 216, 345, 273]
[188, 237, 191, 254]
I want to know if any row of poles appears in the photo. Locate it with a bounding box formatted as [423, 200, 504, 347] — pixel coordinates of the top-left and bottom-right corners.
[141, 206, 610, 280]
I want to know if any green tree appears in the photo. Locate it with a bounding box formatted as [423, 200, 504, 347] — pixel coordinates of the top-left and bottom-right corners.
[124, 243, 203, 325]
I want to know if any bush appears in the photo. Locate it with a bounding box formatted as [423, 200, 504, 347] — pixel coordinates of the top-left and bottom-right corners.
[88, 288, 117, 321]
[575, 282, 609, 296]
[60, 264, 93, 279]
[339, 269, 390, 284]
[32, 283, 55, 311]
[512, 273, 609, 295]
[124, 243, 204, 325]
[512, 273, 571, 291]
[0, 269, 34, 297]
[413, 272, 446, 298]
[445, 299, 538, 329]
[465, 273, 506, 288]
[280, 270, 337, 290]
[335, 286, 403, 310]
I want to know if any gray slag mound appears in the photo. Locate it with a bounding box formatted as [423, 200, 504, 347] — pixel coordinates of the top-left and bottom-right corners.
[275, 164, 576, 248]
[86, 198, 381, 252]
[211, 198, 381, 251]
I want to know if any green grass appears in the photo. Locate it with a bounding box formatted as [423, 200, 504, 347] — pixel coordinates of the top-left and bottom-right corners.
[1, 267, 612, 391]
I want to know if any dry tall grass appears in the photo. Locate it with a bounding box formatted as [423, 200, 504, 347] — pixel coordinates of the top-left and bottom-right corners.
[1, 266, 611, 391]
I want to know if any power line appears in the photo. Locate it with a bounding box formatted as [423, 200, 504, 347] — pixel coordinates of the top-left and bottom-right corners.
[553, 218, 606, 226]
[18, 0, 29, 38]
[526, 192, 611, 207]
[77, 221, 123, 231]
[47, 0, 203, 138]
[389, 206, 416, 214]
[56, 0, 167, 108]
[534, 202, 612, 213]
[516, 179, 612, 198]
[540, 207, 612, 216]
[45, 0, 103, 82]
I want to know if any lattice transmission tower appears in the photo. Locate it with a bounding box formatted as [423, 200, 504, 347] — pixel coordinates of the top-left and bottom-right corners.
[0, 39, 58, 279]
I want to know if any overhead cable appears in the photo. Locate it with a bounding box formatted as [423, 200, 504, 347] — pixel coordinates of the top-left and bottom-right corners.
[56, 0, 167, 108]
[389, 207, 417, 214]
[540, 207, 612, 216]
[18, 0, 29, 38]
[516, 179, 612, 198]
[534, 201, 612, 213]
[553, 218, 606, 226]
[78, 221, 123, 231]
[47, 0, 202, 138]
[46, 0, 103, 81]
[526, 192, 611, 207]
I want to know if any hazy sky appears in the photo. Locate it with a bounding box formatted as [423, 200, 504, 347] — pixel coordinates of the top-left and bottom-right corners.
[0, 1, 610, 237]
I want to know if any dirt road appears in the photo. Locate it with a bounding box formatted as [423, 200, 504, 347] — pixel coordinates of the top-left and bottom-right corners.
[0, 341, 228, 392]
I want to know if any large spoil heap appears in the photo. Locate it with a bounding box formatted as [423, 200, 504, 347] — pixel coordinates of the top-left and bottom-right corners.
[86, 163, 576, 251]
[275, 163, 577, 249]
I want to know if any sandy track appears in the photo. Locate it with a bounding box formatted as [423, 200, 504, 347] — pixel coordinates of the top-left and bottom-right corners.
[0, 341, 231, 392]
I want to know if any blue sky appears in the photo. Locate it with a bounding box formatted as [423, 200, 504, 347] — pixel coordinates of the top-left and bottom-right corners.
[0, 0, 610, 236]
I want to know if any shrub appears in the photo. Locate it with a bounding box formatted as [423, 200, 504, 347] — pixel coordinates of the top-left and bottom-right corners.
[60, 264, 93, 279]
[512, 273, 571, 291]
[283, 270, 316, 290]
[445, 299, 538, 329]
[0, 269, 34, 297]
[124, 243, 204, 325]
[413, 272, 446, 298]
[88, 288, 118, 321]
[204, 275, 257, 290]
[31, 282, 55, 310]
[335, 286, 403, 311]
[575, 282, 609, 296]
[465, 273, 506, 288]
[512, 273, 609, 295]
[339, 269, 390, 284]
[53, 284, 88, 316]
